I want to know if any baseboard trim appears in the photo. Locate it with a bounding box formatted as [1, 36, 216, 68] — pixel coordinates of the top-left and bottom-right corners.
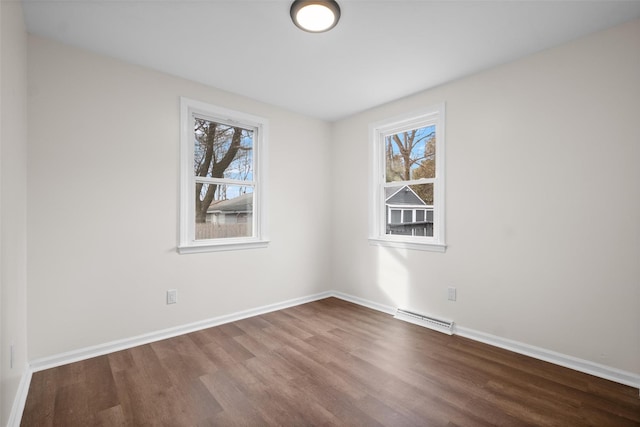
[331, 292, 639, 390]
[29, 291, 332, 372]
[7, 367, 32, 427]
[26, 289, 640, 395]
[455, 327, 640, 390]
[330, 290, 396, 315]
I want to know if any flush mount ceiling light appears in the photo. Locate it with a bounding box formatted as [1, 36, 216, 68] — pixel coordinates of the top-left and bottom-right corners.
[290, 0, 341, 33]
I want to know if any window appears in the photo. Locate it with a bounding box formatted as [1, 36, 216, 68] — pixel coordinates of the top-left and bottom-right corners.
[179, 98, 268, 253]
[369, 104, 446, 252]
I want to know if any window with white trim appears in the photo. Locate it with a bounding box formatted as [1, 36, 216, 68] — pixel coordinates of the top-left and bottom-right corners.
[179, 98, 268, 253]
[369, 104, 446, 252]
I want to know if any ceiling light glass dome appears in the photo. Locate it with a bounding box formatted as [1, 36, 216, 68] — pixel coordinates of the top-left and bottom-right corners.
[290, 0, 341, 33]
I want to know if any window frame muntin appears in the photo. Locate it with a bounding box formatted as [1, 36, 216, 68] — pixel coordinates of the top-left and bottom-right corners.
[369, 103, 446, 252]
[178, 97, 269, 254]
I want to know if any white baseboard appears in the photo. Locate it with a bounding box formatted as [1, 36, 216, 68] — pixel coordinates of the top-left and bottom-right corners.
[7, 367, 32, 427]
[328, 291, 639, 390]
[25, 289, 640, 403]
[27, 290, 389, 373]
[30, 290, 332, 372]
[330, 290, 396, 315]
[455, 327, 640, 390]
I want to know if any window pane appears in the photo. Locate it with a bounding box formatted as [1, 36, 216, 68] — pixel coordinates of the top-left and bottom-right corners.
[195, 184, 253, 240]
[385, 125, 436, 182]
[385, 184, 434, 237]
[409, 183, 433, 206]
[390, 210, 401, 224]
[194, 117, 254, 181]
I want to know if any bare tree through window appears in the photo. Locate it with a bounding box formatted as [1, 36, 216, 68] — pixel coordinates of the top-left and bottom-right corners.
[193, 117, 254, 239]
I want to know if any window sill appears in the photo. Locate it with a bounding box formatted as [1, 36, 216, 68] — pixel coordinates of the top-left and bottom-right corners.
[178, 240, 270, 254]
[368, 238, 446, 253]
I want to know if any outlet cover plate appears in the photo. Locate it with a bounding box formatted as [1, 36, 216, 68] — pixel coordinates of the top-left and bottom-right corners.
[167, 289, 177, 304]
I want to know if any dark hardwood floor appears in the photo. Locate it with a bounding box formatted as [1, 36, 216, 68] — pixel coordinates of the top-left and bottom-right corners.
[21, 297, 640, 426]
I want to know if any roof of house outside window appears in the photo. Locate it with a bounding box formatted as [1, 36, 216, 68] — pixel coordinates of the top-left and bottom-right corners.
[207, 193, 253, 213]
[385, 186, 426, 206]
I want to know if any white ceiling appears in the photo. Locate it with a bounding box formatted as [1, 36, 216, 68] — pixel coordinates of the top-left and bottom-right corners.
[22, 0, 640, 121]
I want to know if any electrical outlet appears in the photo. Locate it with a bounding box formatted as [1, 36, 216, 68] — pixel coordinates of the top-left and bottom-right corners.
[167, 289, 177, 305]
[447, 287, 457, 301]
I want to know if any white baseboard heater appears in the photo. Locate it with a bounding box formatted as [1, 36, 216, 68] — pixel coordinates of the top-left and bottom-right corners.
[394, 308, 455, 335]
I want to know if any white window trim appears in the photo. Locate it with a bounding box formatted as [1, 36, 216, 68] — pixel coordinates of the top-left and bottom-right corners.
[178, 97, 269, 254]
[368, 103, 446, 252]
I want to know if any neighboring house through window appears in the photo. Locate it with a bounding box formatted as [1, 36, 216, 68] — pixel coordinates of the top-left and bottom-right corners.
[385, 185, 434, 237]
[179, 98, 268, 253]
[369, 104, 446, 252]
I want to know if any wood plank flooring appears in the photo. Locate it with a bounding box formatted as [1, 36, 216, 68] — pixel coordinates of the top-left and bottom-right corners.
[21, 297, 640, 426]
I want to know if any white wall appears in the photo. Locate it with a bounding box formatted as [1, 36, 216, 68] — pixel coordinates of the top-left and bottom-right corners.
[331, 19, 640, 374]
[22, 12, 640, 385]
[1, 0, 29, 424]
[27, 36, 333, 360]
